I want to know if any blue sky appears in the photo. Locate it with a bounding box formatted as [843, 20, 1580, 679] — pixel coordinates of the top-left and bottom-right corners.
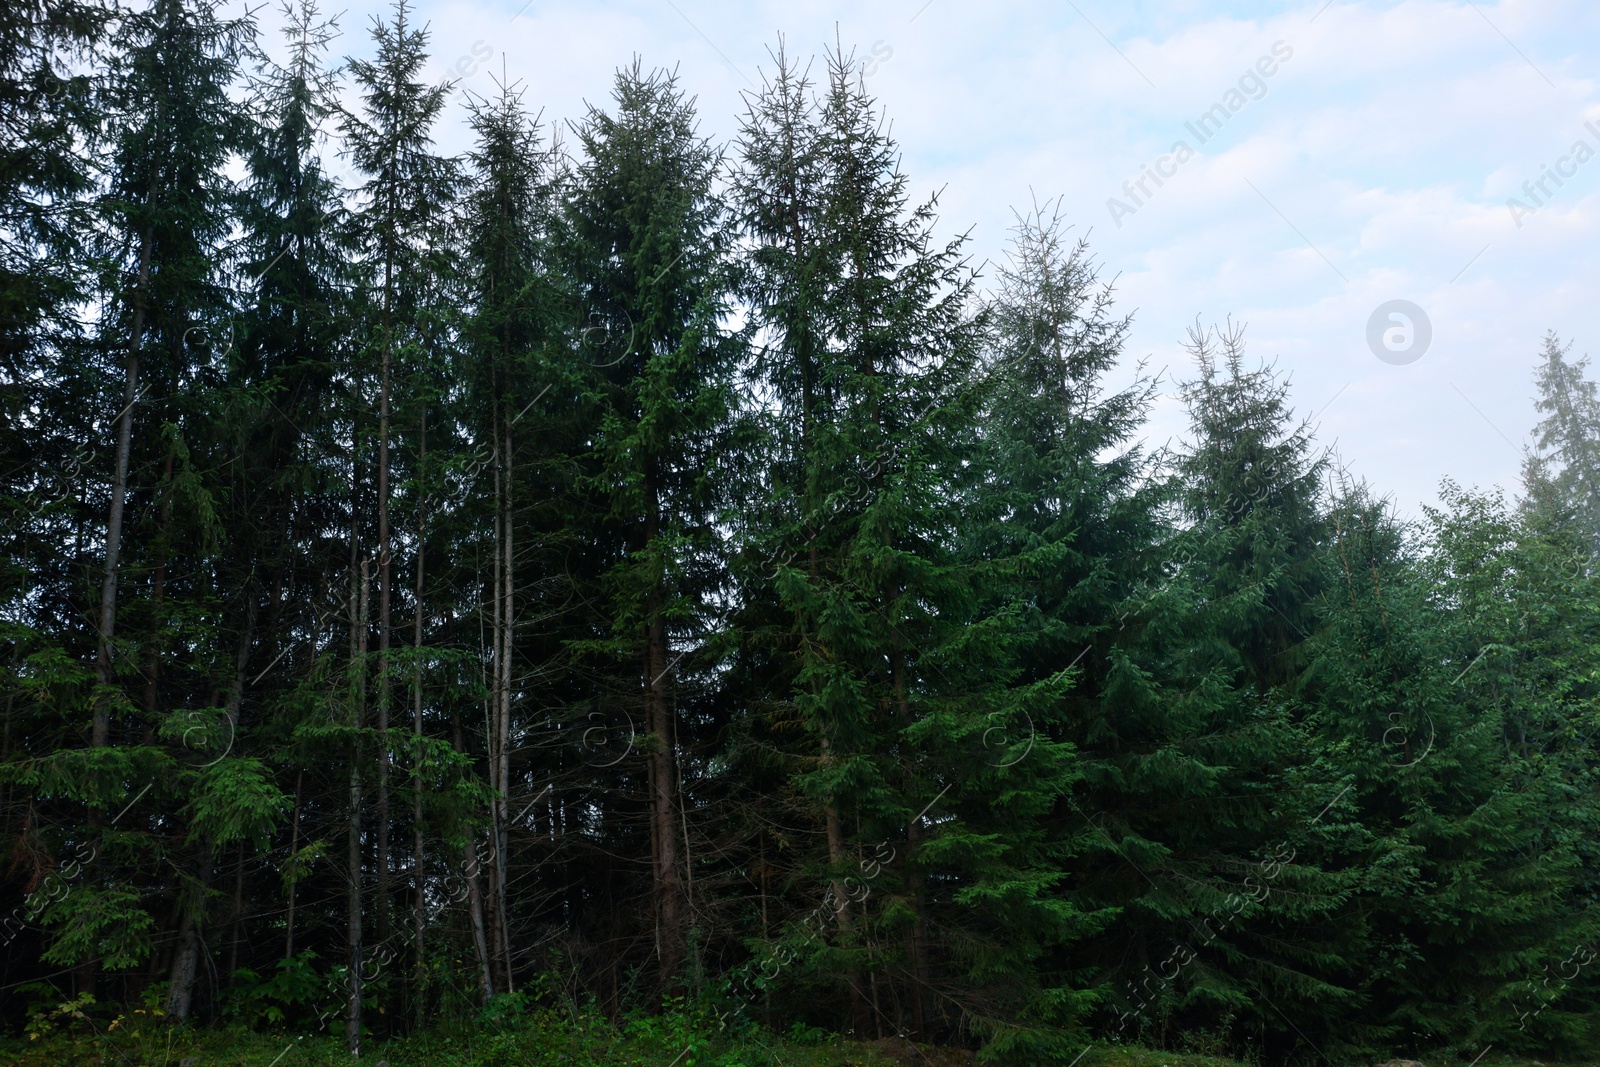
[253, 0, 1600, 520]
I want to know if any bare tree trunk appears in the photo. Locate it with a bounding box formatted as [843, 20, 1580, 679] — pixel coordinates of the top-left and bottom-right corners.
[679, 756, 696, 987]
[495, 420, 514, 993]
[145, 884, 175, 994]
[376, 309, 392, 952]
[94, 228, 151, 745]
[225, 592, 257, 730]
[758, 832, 768, 937]
[485, 418, 507, 990]
[346, 758, 364, 1054]
[165, 835, 217, 1021]
[643, 473, 684, 989]
[464, 835, 495, 1004]
[3, 645, 15, 760]
[412, 408, 427, 1028]
[165, 883, 205, 1022]
[221, 595, 259, 990]
[870, 964, 884, 1040]
[347, 558, 371, 1055]
[801, 459, 866, 1032]
[647, 731, 662, 963]
[454, 714, 494, 1003]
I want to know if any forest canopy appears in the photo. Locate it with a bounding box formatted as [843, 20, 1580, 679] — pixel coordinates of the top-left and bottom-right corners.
[2, 0, 1598, 1064]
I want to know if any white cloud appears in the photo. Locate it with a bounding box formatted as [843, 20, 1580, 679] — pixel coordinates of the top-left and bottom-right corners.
[241, 0, 1600, 516]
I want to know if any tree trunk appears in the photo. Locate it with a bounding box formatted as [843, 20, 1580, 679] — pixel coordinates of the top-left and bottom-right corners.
[485, 419, 507, 991]
[464, 834, 495, 1004]
[225, 590, 257, 732]
[2, 644, 15, 760]
[164, 582, 257, 1018]
[165, 821, 217, 1022]
[643, 472, 684, 989]
[454, 714, 494, 1002]
[376, 301, 392, 952]
[346, 557, 371, 1055]
[412, 408, 427, 1028]
[164, 882, 204, 1022]
[221, 590, 259, 990]
[495, 420, 515, 993]
[94, 228, 151, 745]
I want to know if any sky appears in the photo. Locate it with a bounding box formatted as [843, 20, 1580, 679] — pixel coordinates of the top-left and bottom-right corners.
[250, 0, 1600, 522]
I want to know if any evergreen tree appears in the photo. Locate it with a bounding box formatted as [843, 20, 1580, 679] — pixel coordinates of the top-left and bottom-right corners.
[1, 18, 1597, 1064]
[0, 0, 108, 594]
[566, 57, 741, 994]
[0, 4, 111, 999]
[62, 0, 261, 1018]
[731, 42, 994, 1043]
[454, 64, 566, 1002]
[229, 0, 361, 1035]
[1523, 331, 1600, 555]
[1169, 321, 1328, 689]
[1300, 478, 1600, 1057]
[948, 199, 1156, 1060]
[337, 0, 459, 1045]
[1400, 483, 1600, 1053]
[1079, 323, 1345, 1057]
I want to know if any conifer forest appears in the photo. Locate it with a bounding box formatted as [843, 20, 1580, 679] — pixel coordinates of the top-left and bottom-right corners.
[2, 0, 1598, 1064]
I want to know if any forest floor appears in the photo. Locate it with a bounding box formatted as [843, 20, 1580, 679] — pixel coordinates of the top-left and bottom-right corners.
[2, 1022, 1597, 1067]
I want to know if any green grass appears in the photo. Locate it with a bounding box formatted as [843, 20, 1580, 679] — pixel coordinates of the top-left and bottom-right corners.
[0, 1005, 911, 1067]
[3, 1006, 1597, 1067]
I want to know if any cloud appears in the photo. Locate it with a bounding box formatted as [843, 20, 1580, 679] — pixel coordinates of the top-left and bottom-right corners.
[241, 0, 1600, 515]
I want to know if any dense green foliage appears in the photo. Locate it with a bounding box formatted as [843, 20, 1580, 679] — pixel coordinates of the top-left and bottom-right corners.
[2, 3, 1597, 1063]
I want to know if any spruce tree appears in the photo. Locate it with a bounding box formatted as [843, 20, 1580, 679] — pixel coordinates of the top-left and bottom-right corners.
[0, 0, 107, 592]
[1080, 324, 1345, 1057]
[230, 0, 356, 1030]
[947, 200, 1157, 1060]
[731, 42, 999, 1042]
[1301, 478, 1600, 1057]
[1400, 483, 1600, 1053]
[1523, 331, 1600, 555]
[0, 3, 110, 982]
[71, 0, 257, 1016]
[567, 56, 742, 994]
[338, 0, 458, 1043]
[454, 64, 565, 1000]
